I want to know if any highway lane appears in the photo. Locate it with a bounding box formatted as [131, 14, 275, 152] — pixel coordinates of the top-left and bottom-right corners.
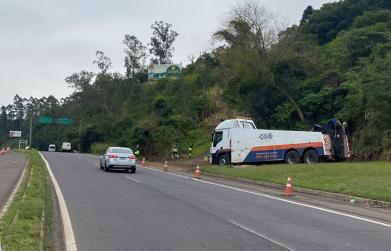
[41, 152, 391, 251]
[41, 152, 284, 251]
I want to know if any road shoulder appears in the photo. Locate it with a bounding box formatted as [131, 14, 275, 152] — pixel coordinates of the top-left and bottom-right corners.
[0, 151, 27, 217]
[140, 162, 391, 225]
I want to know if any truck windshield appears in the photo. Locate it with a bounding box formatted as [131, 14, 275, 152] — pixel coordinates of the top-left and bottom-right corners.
[213, 131, 223, 147]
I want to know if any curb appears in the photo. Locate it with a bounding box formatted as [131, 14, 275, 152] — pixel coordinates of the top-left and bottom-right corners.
[39, 152, 77, 251]
[0, 155, 28, 222]
[202, 172, 391, 210]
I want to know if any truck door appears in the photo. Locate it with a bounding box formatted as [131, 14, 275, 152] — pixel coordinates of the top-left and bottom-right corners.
[210, 131, 223, 164]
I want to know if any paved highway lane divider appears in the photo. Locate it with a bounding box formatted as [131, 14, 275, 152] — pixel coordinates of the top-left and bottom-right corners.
[39, 152, 77, 251]
[0, 150, 54, 251]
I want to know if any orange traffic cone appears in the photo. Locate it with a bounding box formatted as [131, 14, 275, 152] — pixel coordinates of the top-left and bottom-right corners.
[142, 157, 145, 165]
[163, 160, 168, 172]
[283, 176, 294, 196]
[194, 165, 201, 178]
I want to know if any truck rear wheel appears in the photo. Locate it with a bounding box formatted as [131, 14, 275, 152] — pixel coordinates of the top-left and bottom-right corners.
[303, 150, 319, 164]
[285, 150, 299, 164]
[218, 154, 230, 165]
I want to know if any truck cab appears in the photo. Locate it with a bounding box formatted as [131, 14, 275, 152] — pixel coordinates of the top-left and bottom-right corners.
[210, 118, 256, 165]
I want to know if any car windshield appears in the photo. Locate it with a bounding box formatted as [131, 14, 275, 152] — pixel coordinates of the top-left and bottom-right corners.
[110, 148, 132, 154]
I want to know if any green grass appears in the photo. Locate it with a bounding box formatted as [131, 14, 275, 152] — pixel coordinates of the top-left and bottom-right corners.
[192, 136, 210, 157]
[0, 150, 53, 251]
[202, 162, 391, 202]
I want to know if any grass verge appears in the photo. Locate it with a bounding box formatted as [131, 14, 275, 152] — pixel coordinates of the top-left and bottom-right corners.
[0, 150, 52, 251]
[203, 162, 391, 202]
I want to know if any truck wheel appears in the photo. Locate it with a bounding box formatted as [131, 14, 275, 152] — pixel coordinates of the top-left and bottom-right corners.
[303, 150, 319, 164]
[285, 150, 299, 164]
[218, 154, 230, 165]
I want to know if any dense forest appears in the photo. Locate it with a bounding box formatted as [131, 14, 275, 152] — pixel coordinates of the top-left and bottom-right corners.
[1, 0, 391, 160]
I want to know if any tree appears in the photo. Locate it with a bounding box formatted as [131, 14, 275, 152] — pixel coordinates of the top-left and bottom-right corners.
[93, 50, 111, 74]
[123, 35, 147, 78]
[214, 1, 284, 57]
[0, 106, 7, 141]
[214, 1, 306, 121]
[301, 6, 313, 23]
[65, 71, 95, 92]
[149, 21, 179, 64]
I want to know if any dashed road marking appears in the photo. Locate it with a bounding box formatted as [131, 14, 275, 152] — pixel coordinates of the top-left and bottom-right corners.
[125, 176, 141, 183]
[227, 219, 294, 251]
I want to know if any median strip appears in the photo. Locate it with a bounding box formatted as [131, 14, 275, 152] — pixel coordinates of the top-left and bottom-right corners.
[0, 150, 53, 250]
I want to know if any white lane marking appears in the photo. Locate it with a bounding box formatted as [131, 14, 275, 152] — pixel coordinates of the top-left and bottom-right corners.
[141, 165, 391, 228]
[39, 152, 77, 251]
[227, 219, 294, 251]
[192, 178, 391, 229]
[125, 176, 141, 183]
[141, 165, 190, 179]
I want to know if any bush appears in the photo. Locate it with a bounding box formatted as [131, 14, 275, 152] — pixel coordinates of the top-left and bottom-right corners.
[90, 142, 114, 155]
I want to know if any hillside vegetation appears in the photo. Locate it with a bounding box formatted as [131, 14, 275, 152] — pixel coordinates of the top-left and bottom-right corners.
[1, 0, 391, 160]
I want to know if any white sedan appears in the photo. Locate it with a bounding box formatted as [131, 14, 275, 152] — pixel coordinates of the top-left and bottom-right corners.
[100, 147, 136, 173]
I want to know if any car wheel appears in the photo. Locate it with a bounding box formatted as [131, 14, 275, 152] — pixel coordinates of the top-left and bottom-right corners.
[285, 150, 300, 164]
[131, 166, 136, 173]
[100, 161, 103, 170]
[218, 154, 230, 166]
[104, 162, 110, 172]
[303, 150, 319, 164]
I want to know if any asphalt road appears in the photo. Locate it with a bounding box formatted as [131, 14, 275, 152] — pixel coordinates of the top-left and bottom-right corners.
[41, 152, 391, 251]
[0, 151, 26, 211]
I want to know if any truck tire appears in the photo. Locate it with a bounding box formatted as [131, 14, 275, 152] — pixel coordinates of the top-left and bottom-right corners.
[218, 154, 230, 165]
[303, 150, 319, 164]
[285, 150, 299, 164]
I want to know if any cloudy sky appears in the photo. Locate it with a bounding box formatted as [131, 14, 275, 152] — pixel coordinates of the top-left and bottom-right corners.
[0, 0, 331, 106]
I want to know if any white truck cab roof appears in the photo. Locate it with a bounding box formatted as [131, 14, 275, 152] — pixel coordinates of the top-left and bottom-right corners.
[215, 119, 257, 130]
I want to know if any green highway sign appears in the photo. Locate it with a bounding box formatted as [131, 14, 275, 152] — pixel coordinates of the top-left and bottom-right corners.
[58, 118, 73, 125]
[39, 116, 54, 124]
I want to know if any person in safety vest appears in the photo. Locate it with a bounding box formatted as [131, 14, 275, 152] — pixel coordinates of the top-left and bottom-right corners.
[134, 144, 140, 159]
[172, 144, 179, 159]
[188, 144, 193, 158]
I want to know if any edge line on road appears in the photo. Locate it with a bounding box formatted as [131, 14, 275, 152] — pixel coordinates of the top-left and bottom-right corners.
[0, 155, 28, 222]
[139, 165, 391, 229]
[227, 219, 294, 251]
[192, 178, 391, 229]
[141, 165, 190, 179]
[125, 176, 141, 183]
[39, 152, 77, 251]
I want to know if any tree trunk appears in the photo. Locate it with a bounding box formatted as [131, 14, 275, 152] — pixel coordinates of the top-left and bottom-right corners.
[280, 88, 305, 122]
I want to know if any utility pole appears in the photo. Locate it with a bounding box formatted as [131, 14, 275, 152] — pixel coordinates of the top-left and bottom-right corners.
[29, 115, 33, 149]
[78, 120, 82, 152]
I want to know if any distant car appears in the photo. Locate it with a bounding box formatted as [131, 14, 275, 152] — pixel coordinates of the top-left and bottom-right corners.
[48, 144, 56, 152]
[100, 147, 136, 173]
[61, 142, 72, 152]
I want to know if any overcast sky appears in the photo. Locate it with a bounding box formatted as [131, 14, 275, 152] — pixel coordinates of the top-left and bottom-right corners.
[0, 0, 331, 106]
